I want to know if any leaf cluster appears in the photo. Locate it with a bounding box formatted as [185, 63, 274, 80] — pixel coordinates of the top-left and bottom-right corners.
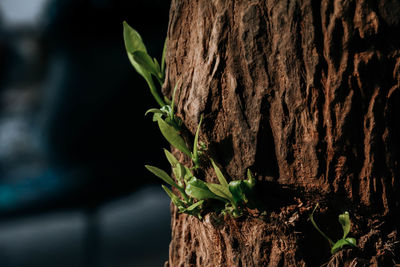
[123, 24, 257, 218]
[206, 159, 256, 217]
[146, 149, 256, 218]
[146, 150, 204, 218]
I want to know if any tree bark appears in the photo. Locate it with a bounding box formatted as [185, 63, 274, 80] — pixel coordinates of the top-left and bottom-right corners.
[163, 0, 400, 266]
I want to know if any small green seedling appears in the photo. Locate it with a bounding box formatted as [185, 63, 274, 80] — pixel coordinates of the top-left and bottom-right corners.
[309, 204, 357, 254]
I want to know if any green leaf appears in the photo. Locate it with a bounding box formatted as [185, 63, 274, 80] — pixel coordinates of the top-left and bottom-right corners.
[183, 165, 194, 183]
[126, 50, 152, 87]
[338, 211, 351, 239]
[170, 81, 179, 119]
[164, 149, 179, 165]
[245, 169, 256, 188]
[152, 112, 162, 122]
[161, 38, 167, 74]
[205, 183, 233, 202]
[185, 177, 221, 200]
[331, 237, 356, 254]
[185, 200, 204, 211]
[164, 149, 188, 186]
[164, 96, 172, 105]
[228, 181, 247, 204]
[164, 148, 192, 184]
[145, 165, 179, 188]
[157, 117, 192, 157]
[160, 105, 172, 116]
[331, 239, 347, 254]
[145, 108, 165, 117]
[153, 58, 162, 77]
[175, 164, 186, 186]
[162, 185, 185, 208]
[132, 51, 160, 78]
[242, 170, 256, 192]
[345, 237, 357, 247]
[192, 114, 203, 166]
[123, 22, 150, 80]
[210, 159, 229, 187]
[152, 58, 164, 84]
[123, 22, 165, 107]
[123, 21, 147, 53]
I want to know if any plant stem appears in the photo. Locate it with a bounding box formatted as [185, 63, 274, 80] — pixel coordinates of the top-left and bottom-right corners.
[310, 205, 334, 246]
[146, 78, 165, 107]
[177, 186, 189, 202]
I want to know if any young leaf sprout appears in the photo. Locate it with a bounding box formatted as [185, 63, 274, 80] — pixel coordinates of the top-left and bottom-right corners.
[123, 21, 166, 107]
[309, 204, 357, 254]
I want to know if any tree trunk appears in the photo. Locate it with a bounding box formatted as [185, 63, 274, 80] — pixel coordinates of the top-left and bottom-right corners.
[163, 0, 400, 266]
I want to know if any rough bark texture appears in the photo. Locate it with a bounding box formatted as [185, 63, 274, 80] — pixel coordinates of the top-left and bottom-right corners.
[163, 0, 400, 266]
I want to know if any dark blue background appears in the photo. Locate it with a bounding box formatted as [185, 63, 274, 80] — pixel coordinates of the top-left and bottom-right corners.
[0, 0, 172, 266]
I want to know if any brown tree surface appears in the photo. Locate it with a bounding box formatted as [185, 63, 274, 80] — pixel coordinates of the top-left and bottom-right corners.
[162, 0, 400, 266]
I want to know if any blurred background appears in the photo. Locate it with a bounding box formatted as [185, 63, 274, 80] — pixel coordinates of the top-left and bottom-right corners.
[0, 0, 172, 266]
